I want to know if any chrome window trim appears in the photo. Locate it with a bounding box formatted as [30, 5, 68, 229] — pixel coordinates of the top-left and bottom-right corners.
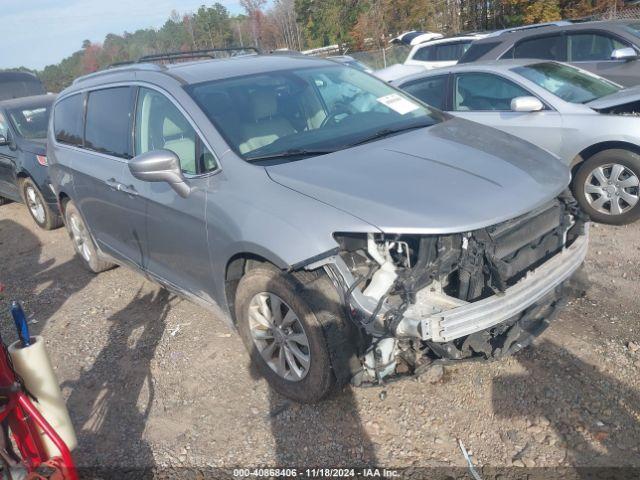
[53, 80, 223, 179]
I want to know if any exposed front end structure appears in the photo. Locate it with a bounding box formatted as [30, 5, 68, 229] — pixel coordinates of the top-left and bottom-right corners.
[309, 192, 590, 385]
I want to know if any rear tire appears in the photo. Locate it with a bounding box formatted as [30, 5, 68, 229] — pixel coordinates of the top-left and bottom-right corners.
[235, 266, 357, 403]
[63, 200, 115, 273]
[573, 149, 640, 225]
[20, 178, 62, 230]
[0, 197, 10, 206]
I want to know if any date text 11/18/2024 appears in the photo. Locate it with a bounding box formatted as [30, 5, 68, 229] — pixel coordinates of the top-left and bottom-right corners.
[233, 468, 400, 478]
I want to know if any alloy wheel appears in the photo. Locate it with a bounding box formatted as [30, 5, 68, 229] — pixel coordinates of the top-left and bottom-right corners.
[248, 292, 311, 382]
[25, 185, 45, 224]
[584, 163, 639, 216]
[68, 213, 92, 263]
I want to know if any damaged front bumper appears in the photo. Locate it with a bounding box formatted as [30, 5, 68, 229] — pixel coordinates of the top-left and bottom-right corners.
[400, 227, 588, 343]
[316, 228, 587, 344]
[307, 195, 590, 384]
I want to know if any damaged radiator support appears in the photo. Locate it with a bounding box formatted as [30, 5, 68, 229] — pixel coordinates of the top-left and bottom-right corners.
[314, 192, 589, 385]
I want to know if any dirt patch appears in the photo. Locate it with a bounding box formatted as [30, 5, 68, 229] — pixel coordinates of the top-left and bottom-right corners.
[1, 203, 639, 469]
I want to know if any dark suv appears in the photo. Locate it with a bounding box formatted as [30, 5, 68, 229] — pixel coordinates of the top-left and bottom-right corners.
[0, 71, 46, 101]
[0, 94, 61, 229]
[460, 20, 640, 86]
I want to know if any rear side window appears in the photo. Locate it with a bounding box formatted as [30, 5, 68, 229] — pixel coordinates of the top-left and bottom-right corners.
[432, 42, 472, 61]
[513, 35, 565, 61]
[412, 46, 433, 62]
[54, 94, 84, 146]
[459, 41, 501, 63]
[402, 75, 448, 110]
[85, 87, 133, 158]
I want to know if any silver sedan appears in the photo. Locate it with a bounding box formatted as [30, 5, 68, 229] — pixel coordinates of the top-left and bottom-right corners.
[391, 59, 640, 224]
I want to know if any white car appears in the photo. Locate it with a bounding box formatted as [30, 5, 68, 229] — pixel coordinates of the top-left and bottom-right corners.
[403, 34, 488, 69]
[392, 59, 640, 225]
[375, 34, 488, 82]
[390, 31, 443, 46]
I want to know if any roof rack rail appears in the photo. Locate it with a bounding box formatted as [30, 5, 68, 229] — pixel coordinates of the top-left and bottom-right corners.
[137, 46, 260, 64]
[109, 60, 135, 68]
[487, 20, 573, 37]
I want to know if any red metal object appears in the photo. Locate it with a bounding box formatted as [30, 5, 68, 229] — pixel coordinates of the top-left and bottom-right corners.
[0, 341, 77, 480]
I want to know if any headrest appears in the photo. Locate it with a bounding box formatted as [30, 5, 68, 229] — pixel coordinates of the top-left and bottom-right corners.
[251, 89, 278, 121]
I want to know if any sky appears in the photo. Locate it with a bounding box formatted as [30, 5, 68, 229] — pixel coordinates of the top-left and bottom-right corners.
[1, 0, 246, 70]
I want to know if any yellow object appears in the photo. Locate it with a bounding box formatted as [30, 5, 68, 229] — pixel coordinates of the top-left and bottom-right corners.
[9, 336, 77, 457]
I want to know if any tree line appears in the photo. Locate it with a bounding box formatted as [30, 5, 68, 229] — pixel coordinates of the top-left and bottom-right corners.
[4, 0, 624, 92]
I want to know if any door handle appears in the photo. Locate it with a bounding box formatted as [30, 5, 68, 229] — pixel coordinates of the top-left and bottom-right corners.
[121, 185, 139, 197]
[105, 178, 121, 190]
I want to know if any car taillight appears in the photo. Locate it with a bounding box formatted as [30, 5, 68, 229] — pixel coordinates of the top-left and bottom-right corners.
[36, 155, 47, 166]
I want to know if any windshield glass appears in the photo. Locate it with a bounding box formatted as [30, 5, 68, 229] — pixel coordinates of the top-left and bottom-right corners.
[344, 60, 370, 72]
[623, 21, 640, 39]
[7, 103, 51, 139]
[513, 62, 621, 103]
[187, 65, 443, 161]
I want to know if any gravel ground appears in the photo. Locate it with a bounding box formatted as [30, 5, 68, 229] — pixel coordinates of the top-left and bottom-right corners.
[1, 202, 639, 476]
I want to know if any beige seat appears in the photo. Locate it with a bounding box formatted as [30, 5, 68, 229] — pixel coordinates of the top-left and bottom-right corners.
[239, 89, 296, 154]
[162, 116, 196, 174]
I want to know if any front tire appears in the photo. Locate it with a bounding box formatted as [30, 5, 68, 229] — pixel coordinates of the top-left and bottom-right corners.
[63, 200, 115, 273]
[573, 149, 640, 225]
[235, 266, 356, 403]
[20, 178, 62, 230]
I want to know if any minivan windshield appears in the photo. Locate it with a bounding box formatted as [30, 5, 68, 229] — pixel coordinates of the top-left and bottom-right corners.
[513, 62, 621, 104]
[187, 65, 443, 162]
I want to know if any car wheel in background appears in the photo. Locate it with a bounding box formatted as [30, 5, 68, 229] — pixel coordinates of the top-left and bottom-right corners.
[573, 149, 640, 225]
[63, 200, 115, 273]
[20, 178, 62, 230]
[235, 266, 357, 403]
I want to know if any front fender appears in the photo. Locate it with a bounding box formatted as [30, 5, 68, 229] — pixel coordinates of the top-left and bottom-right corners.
[204, 172, 379, 314]
[562, 115, 640, 164]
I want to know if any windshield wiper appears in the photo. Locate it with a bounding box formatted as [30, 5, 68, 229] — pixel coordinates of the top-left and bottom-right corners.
[346, 121, 433, 147]
[245, 148, 336, 163]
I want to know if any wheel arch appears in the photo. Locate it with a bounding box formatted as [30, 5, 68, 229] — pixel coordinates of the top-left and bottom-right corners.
[571, 141, 640, 178]
[57, 191, 71, 214]
[224, 251, 287, 324]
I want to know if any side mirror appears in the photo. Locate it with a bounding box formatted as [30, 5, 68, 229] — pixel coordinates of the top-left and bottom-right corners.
[611, 47, 638, 61]
[0, 134, 8, 146]
[510, 96, 544, 113]
[128, 149, 191, 198]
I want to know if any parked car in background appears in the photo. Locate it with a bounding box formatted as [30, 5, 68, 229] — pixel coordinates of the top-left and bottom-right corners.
[0, 94, 61, 229]
[49, 53, 587, 403]
[374, 63, 426, 82]
[0, 72, 46, 101]
[327, 55, 373, 73]
[393, 59, 640, 224]
[390, 30, 443, 46]
[459, 20, 640, 87]
[403, 34, 488, 70]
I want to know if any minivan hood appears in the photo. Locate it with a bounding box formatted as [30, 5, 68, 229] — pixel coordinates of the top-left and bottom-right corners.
[586, 85, 640, 110]
[266, 118, 570, 234]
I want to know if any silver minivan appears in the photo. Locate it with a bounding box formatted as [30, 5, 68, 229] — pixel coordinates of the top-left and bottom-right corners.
[48, 53, 589, 402]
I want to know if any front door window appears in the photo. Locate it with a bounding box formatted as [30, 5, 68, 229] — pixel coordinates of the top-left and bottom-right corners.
[134, 88, 217, 175]
[453, 73, 532, 111]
